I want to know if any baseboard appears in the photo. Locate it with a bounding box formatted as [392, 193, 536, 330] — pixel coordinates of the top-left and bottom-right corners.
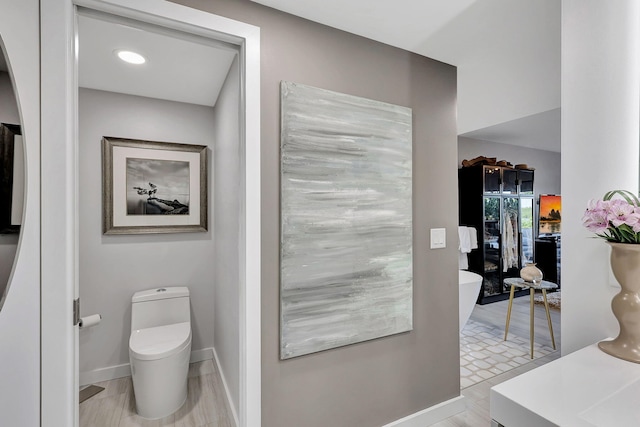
[190, 347, 214, 364]
[79, 347, 215, 386]
[213, 347, 240, 427]
[80, 363, 131, 386]
[382, 395, 466, 427]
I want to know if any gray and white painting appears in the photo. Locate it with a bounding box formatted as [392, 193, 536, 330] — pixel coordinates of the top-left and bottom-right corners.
[280, 81, 413, 359]
[126, 158, 190, 215]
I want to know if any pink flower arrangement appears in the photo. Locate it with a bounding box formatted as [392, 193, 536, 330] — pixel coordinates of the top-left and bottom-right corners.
[583, 190, 640, 243]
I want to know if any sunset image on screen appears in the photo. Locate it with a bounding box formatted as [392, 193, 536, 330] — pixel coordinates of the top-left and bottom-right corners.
[539, 195, 561, 235]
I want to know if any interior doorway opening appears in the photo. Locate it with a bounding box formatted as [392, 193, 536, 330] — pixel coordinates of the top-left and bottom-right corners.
[40, 1, 261, 426]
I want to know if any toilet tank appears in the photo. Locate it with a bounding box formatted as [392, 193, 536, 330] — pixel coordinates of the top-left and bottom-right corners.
[131, 287, 190, 331]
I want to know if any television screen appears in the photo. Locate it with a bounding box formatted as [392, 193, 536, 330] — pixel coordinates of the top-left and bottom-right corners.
[539, 194, 561, 236]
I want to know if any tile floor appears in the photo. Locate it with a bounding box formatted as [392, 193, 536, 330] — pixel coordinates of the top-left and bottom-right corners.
[460, 319, 555, 388]
[80, 359, 233, 427]
[431, 294, 562, 426]
[430, 352, 560, 427]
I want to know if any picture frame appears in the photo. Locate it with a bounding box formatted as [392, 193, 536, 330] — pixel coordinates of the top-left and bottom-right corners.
[102, 136, 208, 235]
[538, 194, 561, 236]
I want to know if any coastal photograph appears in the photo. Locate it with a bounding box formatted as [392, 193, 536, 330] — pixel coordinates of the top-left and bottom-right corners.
[126, 157, 190, 215]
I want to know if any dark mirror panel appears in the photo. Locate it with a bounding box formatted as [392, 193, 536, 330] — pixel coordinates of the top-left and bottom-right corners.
[502, 169, 518, 194]
[0, 123, 22, 234]
[483, 166, 501, 194]
[519, 169, 534, 195]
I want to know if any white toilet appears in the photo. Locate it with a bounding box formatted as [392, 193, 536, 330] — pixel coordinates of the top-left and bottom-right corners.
[129, 287, 192, 419]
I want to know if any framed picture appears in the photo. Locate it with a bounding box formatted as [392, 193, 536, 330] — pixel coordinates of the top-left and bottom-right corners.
[102, 136, 208, 235]
[538, 194, 561, 236]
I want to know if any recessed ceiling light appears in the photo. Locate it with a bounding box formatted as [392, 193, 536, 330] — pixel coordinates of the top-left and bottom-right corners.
[114, 50, 146, 65]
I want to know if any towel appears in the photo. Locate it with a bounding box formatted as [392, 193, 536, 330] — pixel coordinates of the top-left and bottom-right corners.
[468, 227, 478, 250]
[459, 252, 469, 270]
[459, 226, 471, 253]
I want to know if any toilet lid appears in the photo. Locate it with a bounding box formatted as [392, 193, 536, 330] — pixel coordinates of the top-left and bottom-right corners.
[129, 322, 191, 361]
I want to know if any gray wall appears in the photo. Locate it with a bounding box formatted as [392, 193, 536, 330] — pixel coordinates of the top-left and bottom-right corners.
[78, 88, 217, 376]
[459, 135, 562, 205]
[174, 1, 460, 426]
[213, 55, 241, 415]
[0, 71, 20, 300]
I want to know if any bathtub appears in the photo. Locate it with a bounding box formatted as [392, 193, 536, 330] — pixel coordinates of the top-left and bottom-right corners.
[459, 270, 483, 332]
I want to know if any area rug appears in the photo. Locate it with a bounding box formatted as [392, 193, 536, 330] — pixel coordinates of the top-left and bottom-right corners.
[533, 291, 561, 309]
[460, 319, 557, 389]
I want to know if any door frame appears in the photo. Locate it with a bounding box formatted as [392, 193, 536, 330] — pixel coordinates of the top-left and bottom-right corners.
[40, 1, 261, 425]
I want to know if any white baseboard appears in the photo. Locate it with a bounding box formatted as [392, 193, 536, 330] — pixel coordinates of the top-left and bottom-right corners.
[213, 347, 240, 427]
[383, 395, 467, 427]
[190, 347, 214, 364]
[80, 363, 131, 386]
[79, 347, 215, 386]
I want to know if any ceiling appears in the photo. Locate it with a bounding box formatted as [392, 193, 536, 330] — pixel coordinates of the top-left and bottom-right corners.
[9, 3, 561, 151]
[77, 12, 237, 107]
[250, 0, 561, 152]
[461, 108, 560, 152]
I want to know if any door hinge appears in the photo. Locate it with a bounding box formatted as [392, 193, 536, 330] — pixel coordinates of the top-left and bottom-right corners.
[73, 298, 80, 326]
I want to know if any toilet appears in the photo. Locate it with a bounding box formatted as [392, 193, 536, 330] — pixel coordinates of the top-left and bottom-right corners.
[129, 287, 192, 419]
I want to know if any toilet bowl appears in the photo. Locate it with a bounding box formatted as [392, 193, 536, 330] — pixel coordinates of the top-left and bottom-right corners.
[129, 287, 192, 420]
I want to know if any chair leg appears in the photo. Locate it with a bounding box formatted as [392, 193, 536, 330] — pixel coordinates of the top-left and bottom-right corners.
[504, 285, 516, 341]
[543, 289, 556, 350]
[530, 288, 534, 359]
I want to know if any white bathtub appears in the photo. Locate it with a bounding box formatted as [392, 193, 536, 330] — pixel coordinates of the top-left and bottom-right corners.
[459, 270, 483, 332]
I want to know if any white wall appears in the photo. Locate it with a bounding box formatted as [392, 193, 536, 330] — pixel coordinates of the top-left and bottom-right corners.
[0, 71, 20, 298]
[0, 0, 40, 424]
[78, 88, 217, 378]
[456, 0, 560, 134]
[562, 0, 640, 354]
[213, 55, 241, 421]
[458, 136, 561, 198]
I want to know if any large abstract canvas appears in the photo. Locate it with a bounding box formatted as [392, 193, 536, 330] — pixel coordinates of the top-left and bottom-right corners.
[280, 81, 413, 359]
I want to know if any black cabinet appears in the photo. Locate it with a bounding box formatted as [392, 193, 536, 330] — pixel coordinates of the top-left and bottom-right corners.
[459, 164, 535, 304]
[535, 237, 561, 287]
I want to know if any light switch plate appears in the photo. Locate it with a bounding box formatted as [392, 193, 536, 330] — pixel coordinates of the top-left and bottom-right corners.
[430, 228, 446, 249]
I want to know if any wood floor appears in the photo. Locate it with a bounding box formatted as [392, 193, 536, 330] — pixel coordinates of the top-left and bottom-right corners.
[430, 294, 562, 427]
[80, 359, 234, 427]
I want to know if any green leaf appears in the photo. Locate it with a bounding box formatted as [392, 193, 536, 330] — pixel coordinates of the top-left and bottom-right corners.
[603, 190, 640, 206]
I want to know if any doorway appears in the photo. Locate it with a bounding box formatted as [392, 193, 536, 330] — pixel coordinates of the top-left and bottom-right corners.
[456, 143, 562, 390]
[41, 1, 261, 426]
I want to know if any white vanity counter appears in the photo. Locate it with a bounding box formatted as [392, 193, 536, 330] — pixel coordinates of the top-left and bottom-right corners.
[490, 342, 640, 427]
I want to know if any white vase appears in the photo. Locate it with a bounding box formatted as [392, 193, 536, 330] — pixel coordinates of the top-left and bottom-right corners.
[520, 263, 543, 282]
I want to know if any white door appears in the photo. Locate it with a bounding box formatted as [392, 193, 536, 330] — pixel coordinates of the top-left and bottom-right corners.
[40, 1, 261, 426]
[0, 0, 41, 426]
